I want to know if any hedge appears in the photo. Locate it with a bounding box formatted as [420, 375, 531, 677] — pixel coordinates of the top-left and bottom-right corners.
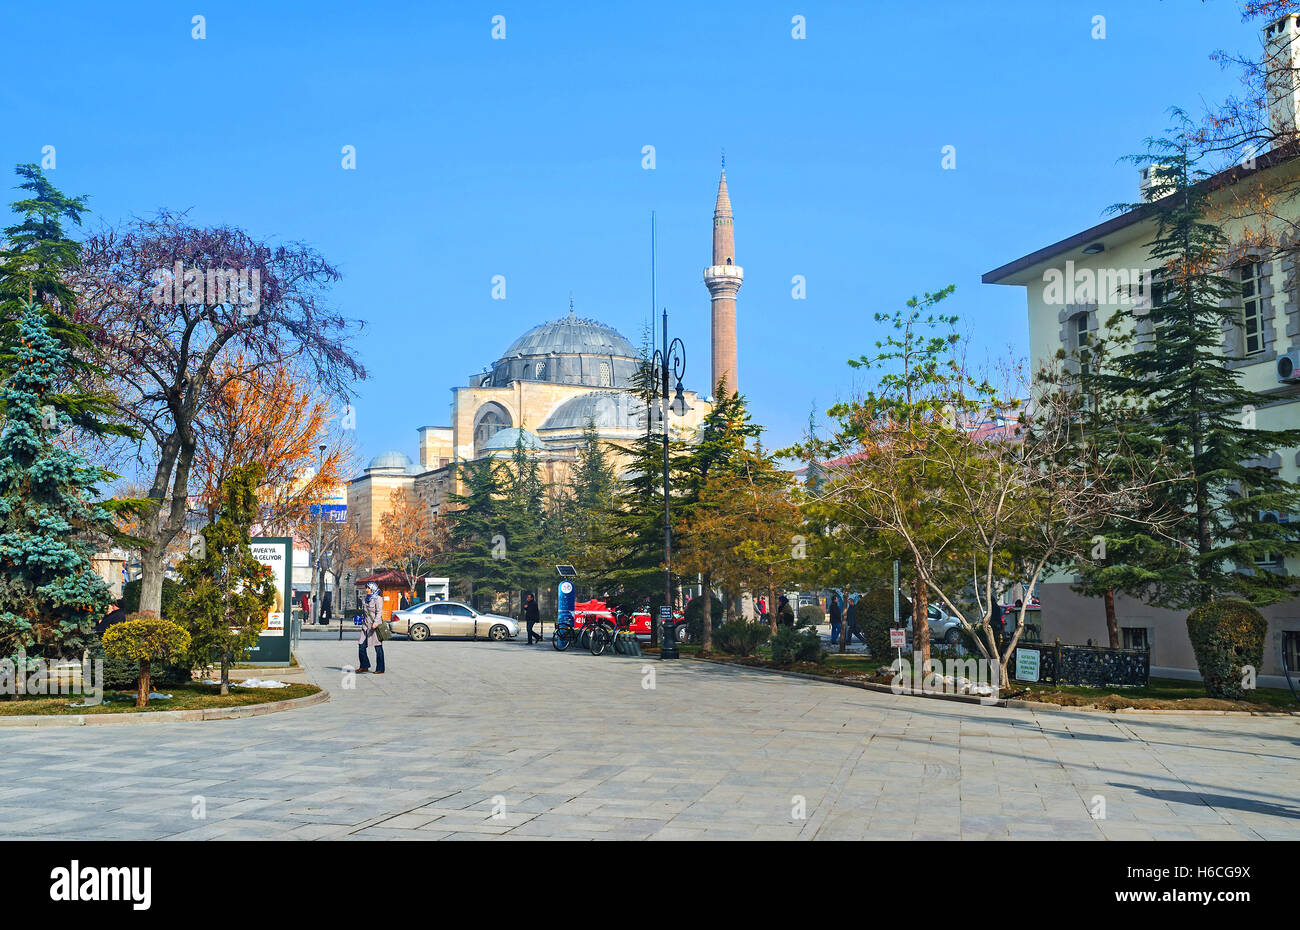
[1186, 600, 1267, 700]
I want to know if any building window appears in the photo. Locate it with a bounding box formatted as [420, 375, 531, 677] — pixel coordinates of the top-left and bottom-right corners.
[599, 361, 611, 387]
[1072, 312, 1090, 377]
[474, 407, 510, 449]
[1254, 509, 1287, 567]
[535, 361, 546, 380]
[1240, 262, 1264, 355]
[1284, 632, 1300, 675]
[1121, 627, 1150, 650]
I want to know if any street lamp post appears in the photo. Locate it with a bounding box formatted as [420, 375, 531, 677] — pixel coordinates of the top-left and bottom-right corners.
[314, 443, 326, 629]
[651, 307, 688, 659]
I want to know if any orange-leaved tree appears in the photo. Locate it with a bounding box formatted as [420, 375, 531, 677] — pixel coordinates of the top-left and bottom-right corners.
[195, 354, 355, 531]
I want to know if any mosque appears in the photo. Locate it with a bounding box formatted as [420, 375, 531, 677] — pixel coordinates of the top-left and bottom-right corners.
[346, 168, 743, 541]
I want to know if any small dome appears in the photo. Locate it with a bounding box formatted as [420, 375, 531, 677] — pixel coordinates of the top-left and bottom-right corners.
[368, 450, 413, 471]
[481, 427, 544, 452]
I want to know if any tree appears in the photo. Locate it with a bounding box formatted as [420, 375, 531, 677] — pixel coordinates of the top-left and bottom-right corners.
[1096, 119, 1300, 609]
[678, 441, 802, 635]
[101, 613, 190, 707]
[497, 429, 554, 614]
[444, 457, 513, 609]
[369, 489, 451, 600]
[195, 353, 354, 529]
[678, 377, 762, 649]
[820, 366, 1172, 685]
[558, 417, 617, 580]
[171, 463, 276, 695]
[0, 302, 119, 662]
[75, 211, 366, 617]
[0, 165, 132, 441]
[811, 286, 964, 673]
[1041, 348, 1182, 647]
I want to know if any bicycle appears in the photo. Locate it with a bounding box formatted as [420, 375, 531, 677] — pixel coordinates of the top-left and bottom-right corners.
[553, 613, 574, 651]
[588, 610, 629, 656]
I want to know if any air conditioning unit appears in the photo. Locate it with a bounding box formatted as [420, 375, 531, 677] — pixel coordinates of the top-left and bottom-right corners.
[1278, 350, 1300, 383]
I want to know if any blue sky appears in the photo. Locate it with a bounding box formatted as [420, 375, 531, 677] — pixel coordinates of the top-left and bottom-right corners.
[0, 0, 1262, 467]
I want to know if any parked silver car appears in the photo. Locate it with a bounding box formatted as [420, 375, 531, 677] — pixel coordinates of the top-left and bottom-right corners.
[904, 603, 965, 645]
[389, 601, 518, 642]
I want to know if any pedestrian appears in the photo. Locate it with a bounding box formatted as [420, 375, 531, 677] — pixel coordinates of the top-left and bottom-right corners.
[321, 589, 332, 625]
[777, 595, 795, 627]
[828, 594, 842, 645]
[989, 600, 1003, 646]
[358, 582, 385, 674]
[845, 595, 866, 645]
[525, 593, 542, 644]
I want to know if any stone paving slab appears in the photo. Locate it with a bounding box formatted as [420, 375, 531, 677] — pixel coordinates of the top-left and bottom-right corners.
[0, 639, 1295, 840]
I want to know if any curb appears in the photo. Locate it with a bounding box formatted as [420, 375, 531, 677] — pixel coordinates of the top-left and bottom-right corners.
[686, 655, 1300, 717]
[0, 688, 330, 727]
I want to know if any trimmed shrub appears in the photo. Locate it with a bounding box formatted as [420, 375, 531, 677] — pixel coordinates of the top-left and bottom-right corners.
[102, 613, 192, 707]
[771, 624, 825, 666]
[797, 604, 825, 627]
[714, 620, 770, 657]
[685, 594, 725, 644]
[1186, 600, 1267, 700]
[855, 589, 910, 659]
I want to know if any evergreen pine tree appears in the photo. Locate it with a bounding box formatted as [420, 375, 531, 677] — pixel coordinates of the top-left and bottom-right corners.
[445, 457, 513, 609]
[0, 302, 116, 661]
[1097, 115, 1300, 608]
[171, 463, 276, 695]
[0, 165, 131, 439]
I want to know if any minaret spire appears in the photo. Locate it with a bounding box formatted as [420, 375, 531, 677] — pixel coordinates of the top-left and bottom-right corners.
[704, 163, 742, 396]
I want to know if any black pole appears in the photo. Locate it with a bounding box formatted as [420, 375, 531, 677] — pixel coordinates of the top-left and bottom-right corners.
[660, 308, 678, 659]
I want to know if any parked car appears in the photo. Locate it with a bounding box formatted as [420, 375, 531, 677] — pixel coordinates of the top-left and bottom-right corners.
[903, 603, 965, 645]
[389, 600, 518, 642]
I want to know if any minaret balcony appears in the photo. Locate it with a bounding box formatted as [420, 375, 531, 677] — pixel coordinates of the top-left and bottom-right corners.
[703, 264, 744, 294]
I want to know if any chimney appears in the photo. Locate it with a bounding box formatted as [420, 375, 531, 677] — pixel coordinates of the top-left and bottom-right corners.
[1264, 14, 1300, 142]
[1138, 164, 1174, 202]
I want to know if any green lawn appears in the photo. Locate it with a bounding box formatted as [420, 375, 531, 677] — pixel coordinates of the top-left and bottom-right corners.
[0, 681, 321, 716]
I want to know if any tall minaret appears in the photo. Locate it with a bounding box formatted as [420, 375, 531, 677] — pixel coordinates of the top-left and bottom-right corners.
[704, 165, 742, 396]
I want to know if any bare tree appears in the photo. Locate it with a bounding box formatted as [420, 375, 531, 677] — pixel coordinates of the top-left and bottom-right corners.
[75, 211, 365, 616]
[818, 362, 1175, 685]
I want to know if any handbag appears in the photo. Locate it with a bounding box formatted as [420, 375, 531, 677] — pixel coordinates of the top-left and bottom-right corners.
[376, 620, 393, 642]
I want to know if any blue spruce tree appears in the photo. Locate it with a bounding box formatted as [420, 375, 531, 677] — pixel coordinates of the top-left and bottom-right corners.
[0, 301, 115, 659]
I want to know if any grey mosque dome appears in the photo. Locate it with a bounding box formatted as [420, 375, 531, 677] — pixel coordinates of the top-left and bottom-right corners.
[488, 307, 640, 389]
[480, 427, 545, 453]
[367, 450, 413, 472]
[541, 391, 645, 432]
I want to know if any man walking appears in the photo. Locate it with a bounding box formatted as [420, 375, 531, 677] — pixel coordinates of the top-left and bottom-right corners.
[525, 593, 542, 644]
[321, 589, 332, 625]
[358, 582, 385, 674]
[845, 594, 866, 646]
[828, 594, 842, 645]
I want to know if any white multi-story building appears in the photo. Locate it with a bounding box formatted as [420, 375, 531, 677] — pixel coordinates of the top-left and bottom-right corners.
[984, 15, 1300, 685]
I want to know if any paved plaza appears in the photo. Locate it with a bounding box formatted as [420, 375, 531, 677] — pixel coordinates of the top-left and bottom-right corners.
[0, 638, 1297, 840]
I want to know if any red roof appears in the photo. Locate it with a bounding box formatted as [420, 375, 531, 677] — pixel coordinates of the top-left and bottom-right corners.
[355, 570, 410, 587]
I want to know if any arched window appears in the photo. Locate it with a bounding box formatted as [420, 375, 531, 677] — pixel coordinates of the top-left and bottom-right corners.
[599, 361, 612, 387]
[474, 405, 512, 450]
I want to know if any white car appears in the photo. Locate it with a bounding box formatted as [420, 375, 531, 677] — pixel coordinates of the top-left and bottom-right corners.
[389, 601, 518, 642]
